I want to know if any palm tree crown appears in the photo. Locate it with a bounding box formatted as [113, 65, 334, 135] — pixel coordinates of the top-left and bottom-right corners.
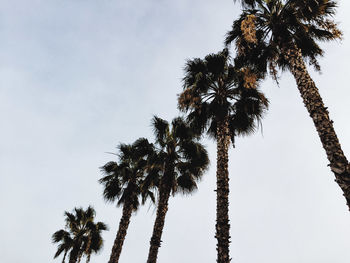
[100, 138, 156, 210]
[226, 0, 342, 79]
[147, 116, 209, 193]
[52, 206, 107, 263]
[178, 49, 268, 144]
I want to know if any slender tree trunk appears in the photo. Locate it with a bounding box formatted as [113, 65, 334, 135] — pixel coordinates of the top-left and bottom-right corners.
[146, 184, 171, 263]
[108, 202, 133, 263]
[216, 118, 231, 263]
[285, 47, 350, 210]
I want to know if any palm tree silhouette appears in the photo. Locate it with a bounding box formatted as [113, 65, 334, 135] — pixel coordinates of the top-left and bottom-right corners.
[178, 49, 268, 263]
[52, 206, 107, 263]
[226, 0, 350, 209]
[100, 138, 155, 263]
[146, 116, 209, 263]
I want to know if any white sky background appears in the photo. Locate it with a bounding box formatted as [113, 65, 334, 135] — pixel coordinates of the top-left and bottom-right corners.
[1, 0, 350, 262]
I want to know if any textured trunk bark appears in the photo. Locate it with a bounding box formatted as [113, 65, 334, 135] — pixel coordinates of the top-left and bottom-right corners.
[216, 118, 231, 263]
[108, 202, 133, 263]
[285, 47, 350, 210]
[146, 184, 171, 263]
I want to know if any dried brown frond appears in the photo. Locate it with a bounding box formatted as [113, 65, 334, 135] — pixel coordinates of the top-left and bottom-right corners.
[309, 56, 321, 71]
[178, 88, 201, 110]
[269, 61, 279, 84]
[320, 19, 343, 40]
[242, 67, 257, 89]
[236, 38, 246, 56]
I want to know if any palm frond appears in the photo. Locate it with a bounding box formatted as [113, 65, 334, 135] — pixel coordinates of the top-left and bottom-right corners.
[177, 174, 198, 194]
[53, 244, 66, 258]
[152, 116, 169, 147]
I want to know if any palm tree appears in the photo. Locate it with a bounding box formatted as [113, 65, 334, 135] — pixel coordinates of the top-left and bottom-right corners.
[52, 206, 107, 263]
[178, 49, 268, 263]
[146, 116, 209, 263]
[99, 138, 155, 263]
[226, 0, 350, 210]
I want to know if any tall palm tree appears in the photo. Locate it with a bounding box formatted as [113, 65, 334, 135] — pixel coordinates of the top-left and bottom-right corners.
[178, 49, 268, 263]
[146, 116, 209, 263]
[52, 206, 107, 263]
[226, 0, 350, 210]
[99, 138, 155, 263]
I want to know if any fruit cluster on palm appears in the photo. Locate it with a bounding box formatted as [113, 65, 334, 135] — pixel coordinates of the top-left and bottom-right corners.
[52, 0, 349, 262]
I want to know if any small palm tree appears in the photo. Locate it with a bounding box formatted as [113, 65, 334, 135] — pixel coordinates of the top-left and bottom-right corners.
[100, 138, 155, 263]
[52, 206, 107, 263]
[226, 0, 350, 209]
[178, 49, 268, 263]
[146, 116, 209, 263]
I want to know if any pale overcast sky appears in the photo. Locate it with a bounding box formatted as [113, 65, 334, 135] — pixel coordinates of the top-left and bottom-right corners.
[1, 0, 350, 262]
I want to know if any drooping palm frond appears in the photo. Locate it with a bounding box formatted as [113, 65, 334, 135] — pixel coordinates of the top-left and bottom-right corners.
[52, 230, 73, 259]
[152, 116, 169, 147]
[53, 243, 67, 259]
[52, 229, 71, 243]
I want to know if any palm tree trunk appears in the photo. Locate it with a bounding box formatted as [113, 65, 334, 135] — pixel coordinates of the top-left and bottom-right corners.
[216, 118, 231, 263]
[108, 202, 133, 263]
[146, 184, 171, 263]
[285, 47, 350, 210]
